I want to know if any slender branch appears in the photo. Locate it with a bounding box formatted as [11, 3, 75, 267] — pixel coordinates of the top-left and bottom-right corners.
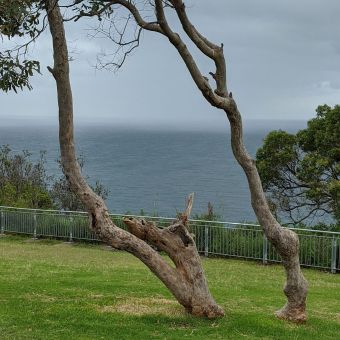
[181, 192, 193, 224]
[99, 0, 163, 32]
[170, 0, 227, 96]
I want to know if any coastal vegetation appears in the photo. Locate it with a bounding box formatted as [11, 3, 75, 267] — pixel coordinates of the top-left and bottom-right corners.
[0, 145, 108, 211]
[257, 105, 340, 226]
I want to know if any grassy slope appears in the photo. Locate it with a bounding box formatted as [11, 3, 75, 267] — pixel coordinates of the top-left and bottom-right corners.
[0, 236, 339, 340]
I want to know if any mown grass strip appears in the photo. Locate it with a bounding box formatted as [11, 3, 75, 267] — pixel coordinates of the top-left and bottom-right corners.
[0, 235, 339, 339]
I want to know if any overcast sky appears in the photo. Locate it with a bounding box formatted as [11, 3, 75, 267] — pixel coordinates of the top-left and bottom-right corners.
[1, 0, 340, 130]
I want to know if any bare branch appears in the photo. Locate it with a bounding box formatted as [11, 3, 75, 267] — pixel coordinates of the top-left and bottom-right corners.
[94, 0, 163, 32]
[170, 0, 227, 96]
[181, 192, 194, 224]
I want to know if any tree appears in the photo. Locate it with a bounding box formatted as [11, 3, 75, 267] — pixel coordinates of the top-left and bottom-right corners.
[1, 0, 224, 318]
[256, 105, 340, 225]
[0, 145, 53, 208]
[70, 0, 308, 322]
[3, 0, 309, 322]
[45, 0, 224, 318]
[0, 0, 41, 92]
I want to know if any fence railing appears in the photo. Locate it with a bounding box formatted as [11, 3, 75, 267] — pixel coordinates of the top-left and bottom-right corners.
[0, 206, 339, 273]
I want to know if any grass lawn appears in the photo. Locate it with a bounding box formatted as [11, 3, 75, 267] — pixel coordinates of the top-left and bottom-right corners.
[0, 235, 339, 339]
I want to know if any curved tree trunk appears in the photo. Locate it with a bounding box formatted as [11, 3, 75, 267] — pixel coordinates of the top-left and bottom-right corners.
[225, 102, 308, 323]
[45, 0, 223, 318]
[154, 0, 308, 322]
[99, 0, 308, 322]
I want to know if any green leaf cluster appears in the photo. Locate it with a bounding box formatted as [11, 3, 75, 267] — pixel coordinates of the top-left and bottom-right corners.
[0, 145, 53, 209]
[0, 55, 40, 92]
[0, 0, 41, 38]
[0, 145, 109, 211]
[256, 105, 340, 225]
[0, 0, 42, 92]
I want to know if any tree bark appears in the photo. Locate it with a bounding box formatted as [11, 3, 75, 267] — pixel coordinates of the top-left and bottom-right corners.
[99, 0, 308, 322]
[45, 0, 223, 318]
[224, 101, 308, 323]
[156, 0, 308, 322]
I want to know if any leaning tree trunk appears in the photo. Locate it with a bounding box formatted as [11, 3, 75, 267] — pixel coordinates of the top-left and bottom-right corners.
[45, 0, 223, 318]
[224, 102, 308, 323]
[153, 0, 308, 322]
[100, 0, 308, 322]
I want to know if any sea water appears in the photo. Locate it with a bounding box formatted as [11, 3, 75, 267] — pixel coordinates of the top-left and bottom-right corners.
[0, 121, 306, 222]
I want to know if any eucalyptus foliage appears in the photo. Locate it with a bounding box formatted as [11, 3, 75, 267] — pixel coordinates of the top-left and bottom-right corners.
[0, 0, 42, 92]
[256, 105, 340, 225]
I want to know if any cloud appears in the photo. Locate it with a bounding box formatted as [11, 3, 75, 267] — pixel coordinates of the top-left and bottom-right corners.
[1, 1, 340, 127]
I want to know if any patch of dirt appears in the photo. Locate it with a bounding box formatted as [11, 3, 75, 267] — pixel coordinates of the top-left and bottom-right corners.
[88, 293, 105, 299]
[97, 297, 185, 317]
[22, 292, 57, 303]
[312, 309, 340, 323]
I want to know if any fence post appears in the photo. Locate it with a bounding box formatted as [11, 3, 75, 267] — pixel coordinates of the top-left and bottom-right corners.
[204, 225, 209, 257]
[262, 233, 268, 264]
[0, 211, 4, 236]
[69, 217, 73, 242]
[32, 212, 38, 240]
[331, 236, 337, 274]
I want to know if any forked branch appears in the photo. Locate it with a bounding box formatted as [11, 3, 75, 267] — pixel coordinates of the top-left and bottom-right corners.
[123, 193, 195, 255]
[81, 0, 308, 323]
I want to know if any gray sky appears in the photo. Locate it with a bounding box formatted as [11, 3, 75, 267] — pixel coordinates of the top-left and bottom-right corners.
[1, 0, 340, 130]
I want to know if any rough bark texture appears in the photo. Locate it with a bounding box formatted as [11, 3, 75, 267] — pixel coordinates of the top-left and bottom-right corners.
[45, 0, 223, 318]
[224, 101, 308, 323]
[102, 0, 308, 322]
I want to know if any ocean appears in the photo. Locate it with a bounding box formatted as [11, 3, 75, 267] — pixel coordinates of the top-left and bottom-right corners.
[0, 121, 306, 222]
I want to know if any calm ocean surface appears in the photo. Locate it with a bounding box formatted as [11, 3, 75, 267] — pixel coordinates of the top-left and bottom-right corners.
[0, 121, 305, 222]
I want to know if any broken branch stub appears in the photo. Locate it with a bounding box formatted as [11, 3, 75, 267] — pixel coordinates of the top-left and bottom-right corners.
[123, 193, 224, 318]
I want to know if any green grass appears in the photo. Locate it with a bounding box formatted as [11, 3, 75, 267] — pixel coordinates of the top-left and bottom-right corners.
[0, 235, 339, 339]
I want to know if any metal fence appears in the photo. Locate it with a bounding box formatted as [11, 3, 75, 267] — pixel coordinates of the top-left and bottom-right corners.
[0, 206, 339, 273]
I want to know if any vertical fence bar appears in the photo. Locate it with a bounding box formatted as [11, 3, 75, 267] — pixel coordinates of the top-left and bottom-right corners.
[32, 212, 38, 239]
[204, 225, 209, 257]
[262, 233, 268, 264]
[69, 216, 73, 242]
[0, 211, 4, 235]
[331, 236, 337, 274]
[338, 239, 340, 272]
